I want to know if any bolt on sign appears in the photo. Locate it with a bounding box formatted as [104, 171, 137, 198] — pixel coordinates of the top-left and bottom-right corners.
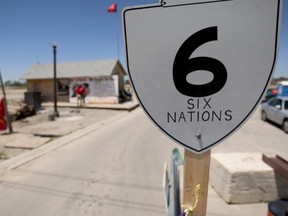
[123, 0, 282, 153]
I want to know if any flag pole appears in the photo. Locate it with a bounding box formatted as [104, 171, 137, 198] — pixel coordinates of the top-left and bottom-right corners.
[0, 71, 13, 134]
[116, 1, 119, 60]
[108, 2, 119, 60]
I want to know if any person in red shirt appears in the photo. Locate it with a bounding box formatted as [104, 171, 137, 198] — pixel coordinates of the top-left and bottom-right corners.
[76, 85, 85, 107]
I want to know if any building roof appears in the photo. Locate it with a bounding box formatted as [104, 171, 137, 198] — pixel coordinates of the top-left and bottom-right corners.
[23, 59, 126, 80]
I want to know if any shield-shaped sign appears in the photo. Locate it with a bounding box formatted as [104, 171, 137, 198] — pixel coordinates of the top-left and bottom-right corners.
[123, 0, 282, 153]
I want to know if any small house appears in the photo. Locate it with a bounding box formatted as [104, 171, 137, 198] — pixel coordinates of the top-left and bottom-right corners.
[22, 59, 127, 104]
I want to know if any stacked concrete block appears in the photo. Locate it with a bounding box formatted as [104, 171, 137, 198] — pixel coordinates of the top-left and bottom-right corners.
[210, 153, 288, 204]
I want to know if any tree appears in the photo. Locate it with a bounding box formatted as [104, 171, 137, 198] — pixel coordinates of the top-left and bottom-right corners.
[4, 80, 26, 87]
[4, 80, 12, 86]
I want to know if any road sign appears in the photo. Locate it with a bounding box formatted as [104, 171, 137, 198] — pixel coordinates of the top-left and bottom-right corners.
[123, 0, 282, 153]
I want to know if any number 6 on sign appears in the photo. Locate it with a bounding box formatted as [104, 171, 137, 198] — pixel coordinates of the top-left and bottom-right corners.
[173, 26, 227, 97]
[123, 0, 282, 153]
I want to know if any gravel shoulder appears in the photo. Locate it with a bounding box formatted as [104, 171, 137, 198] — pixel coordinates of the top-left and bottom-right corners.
[0, 88, 130, 161]
[0, 107, 125, 160]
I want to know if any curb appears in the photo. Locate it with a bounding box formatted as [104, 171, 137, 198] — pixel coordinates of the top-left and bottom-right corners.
[0, 111, 129, 174]
[42, 102, 139, 112]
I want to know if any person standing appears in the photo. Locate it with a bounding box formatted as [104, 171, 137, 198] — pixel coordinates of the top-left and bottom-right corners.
[76, 84, 85, 107]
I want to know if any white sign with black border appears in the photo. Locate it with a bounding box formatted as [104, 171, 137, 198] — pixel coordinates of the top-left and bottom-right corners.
[123, 0, 282, 153]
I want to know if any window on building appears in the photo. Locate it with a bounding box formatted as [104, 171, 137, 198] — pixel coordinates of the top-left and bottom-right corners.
[58, 79, 69, 95]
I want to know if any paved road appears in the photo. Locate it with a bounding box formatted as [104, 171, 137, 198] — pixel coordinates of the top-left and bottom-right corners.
[0, 108, 175, 216]
[0, 107, 286, 216]
[213, 107, 288, 158]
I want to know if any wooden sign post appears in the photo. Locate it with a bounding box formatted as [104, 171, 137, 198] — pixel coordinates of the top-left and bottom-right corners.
[182, 149, 211, 216]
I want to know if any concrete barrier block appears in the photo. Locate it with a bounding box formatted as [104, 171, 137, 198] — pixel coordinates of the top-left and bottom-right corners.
[210, 153, 288, 204]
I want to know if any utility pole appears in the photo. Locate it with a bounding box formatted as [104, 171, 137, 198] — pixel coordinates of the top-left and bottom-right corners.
[52, 43, 59, 117]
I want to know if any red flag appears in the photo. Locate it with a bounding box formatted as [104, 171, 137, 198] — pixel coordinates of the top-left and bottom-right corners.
[0, 98, 7, 131]
[108, 3, 117, 12]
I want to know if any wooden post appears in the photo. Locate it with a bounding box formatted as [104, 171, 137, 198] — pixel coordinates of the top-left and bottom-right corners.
[183, 149, 211, 215]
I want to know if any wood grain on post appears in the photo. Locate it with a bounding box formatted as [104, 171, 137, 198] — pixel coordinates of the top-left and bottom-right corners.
[183, 149, 211, 215]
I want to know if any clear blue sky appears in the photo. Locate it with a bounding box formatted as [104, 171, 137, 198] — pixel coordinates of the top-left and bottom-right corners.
[0, 0, 287, 82]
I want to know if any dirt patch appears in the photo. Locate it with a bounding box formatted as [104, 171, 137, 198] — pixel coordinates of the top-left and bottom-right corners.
[1, 87, 134, 161]
[0, 107, 124, 160]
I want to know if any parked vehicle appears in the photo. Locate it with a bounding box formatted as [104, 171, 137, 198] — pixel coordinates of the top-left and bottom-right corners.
[263, 88, 278, 102]
[277, 81, 288, 97]
[260, 96, 288, 133]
